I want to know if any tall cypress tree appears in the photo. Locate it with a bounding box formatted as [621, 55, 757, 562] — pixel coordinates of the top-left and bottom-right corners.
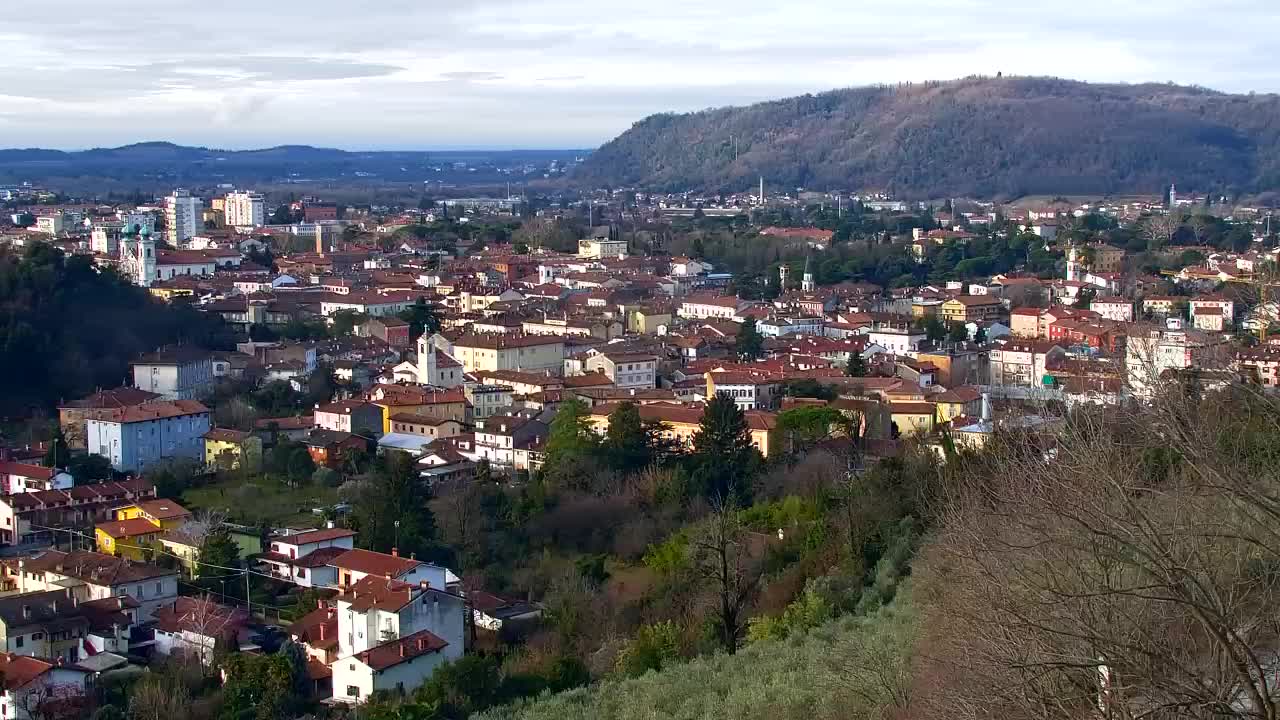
[690, 393, 760, 505]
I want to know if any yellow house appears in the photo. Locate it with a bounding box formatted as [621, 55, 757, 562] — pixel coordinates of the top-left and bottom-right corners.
[96, 518, 164, 560]
[203, 428, 263, 470]
[158, 528, 202, 578]
[367, 386, 469, 433]
[586, 402, 777, 458]
[628, 306, 673, 335]
[115, 498, 193, 531]
[931, 386, 984, 425]
[941, 296, 1004, 324]
[889, 402, 936, 437]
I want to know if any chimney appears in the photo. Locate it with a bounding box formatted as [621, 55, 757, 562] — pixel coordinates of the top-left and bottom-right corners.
[981, 393, 992, 423]
[419, 580, 428, 592]
[326, 520, 335, 530]
[390, 547, 398, 558]
[319, 624, 325, 640]
[318, 599, 325, 610]
[399, 643, 406, 658]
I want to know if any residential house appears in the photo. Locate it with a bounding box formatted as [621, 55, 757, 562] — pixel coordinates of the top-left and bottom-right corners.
[202, 428, 263, 470]
[1142, 295, 1183, 318]
[585, 403, 776, 458]
[889, 402, 936, 437]
[367, 386, 469, 430]
[988, 341, 1066, 387]
[464, 384, 514, 420]
[15, 550, 179, 621]
[329, 576, 465, 704]
[1090, 297, 1134, 323]
[130, 348, 214, 400]
[0, 480, 156, 547]
[584, 352, 657, 390]
[387, 415, 464, 441]
[327, 549, 455, 591]
[152, 596, 248, 666]
[931, 386, 984, 425]
[302, 430, 368, 469]
[1125, 320, 1229, 397]
[678, 295, 747, 320]
[704, 372, 780, 411]
[96, 499, 192, 560]
[359, 316, 412, 348]
[864, 324, 926, 354]
[0, 652, 92, 720]
[474, 416, 548, 470]
[258, 527, 357, 589]
[84, 400, 211, 472]
[315, 401, 384, 437]
[57, 387, 161, 450]
[1236, 346, 1280, 387]
[438, 334, 565, 375]
[0, 464, 72, 496]
[940, 295, 1004, 325]
[469, 591, 542, 632]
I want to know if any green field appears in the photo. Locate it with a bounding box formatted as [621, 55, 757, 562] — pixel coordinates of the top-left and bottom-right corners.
[182, 475, 340, 529]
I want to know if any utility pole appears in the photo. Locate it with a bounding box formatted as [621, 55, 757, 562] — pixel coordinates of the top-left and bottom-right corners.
[244, 569, 251, 618]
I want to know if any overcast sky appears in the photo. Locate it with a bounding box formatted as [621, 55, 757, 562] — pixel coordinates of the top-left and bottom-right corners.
[2, 0, 1278, 150]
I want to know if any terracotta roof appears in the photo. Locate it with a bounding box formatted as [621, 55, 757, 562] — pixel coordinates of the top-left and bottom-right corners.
[134, 499, 192, 521]
[61, 387, 161, 410]
[0, 653, 54, 690]
[85, 400, 209, 424]
[890, 402, 936, 415]
[337, 575, 421, 612]
[328, 548, 421, 577]
[278, 527, 356, 547]
[255, 415, 313, 430]
[451, 333, 565, 350]
[203, 428, 251, 443]
[96, 518, 161, 539]
[289, 606, 339, 650]
[354, 628, 448, 670]
[152, 597, 247, 638]
[389, 413, 462, 427]
[0, 462, 55, 480]
[21, 550, 178, 585]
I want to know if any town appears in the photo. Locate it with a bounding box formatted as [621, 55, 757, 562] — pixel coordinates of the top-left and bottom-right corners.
[0, 173, 1276, 720]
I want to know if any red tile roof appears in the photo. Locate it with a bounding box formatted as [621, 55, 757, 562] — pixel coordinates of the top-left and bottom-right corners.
[96, 518, 161, 539]
[85, 400, 209, 424]
[0, 653, 53, 690]
[354, 628, 448, 670]
[329, 548, 421, 578]
[278, 528, 357, 547]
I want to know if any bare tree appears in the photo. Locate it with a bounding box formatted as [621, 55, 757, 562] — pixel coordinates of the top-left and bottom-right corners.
[1141, 212, 1183, 252]
[688, 494, 765, 654]
[916, 387, 1280, 720]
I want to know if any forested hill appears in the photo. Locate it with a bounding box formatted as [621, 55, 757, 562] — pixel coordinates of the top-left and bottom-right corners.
[573, 76, 1280, 198]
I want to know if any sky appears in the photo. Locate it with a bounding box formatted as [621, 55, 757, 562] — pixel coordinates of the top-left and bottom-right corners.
[2, 0, 1278, 150]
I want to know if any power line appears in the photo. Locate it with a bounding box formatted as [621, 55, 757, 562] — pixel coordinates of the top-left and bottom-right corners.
[26, 522, 280, 581]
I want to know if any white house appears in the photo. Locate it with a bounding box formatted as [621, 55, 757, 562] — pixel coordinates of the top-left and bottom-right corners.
[864, 325, 926, 354]
[258, 527, 357, 589]
[583, 351, 657, 390]
[0, 463, 72, 495]
[151, 596, 248, 666]
[0, 653, 92, 720]
[131, 348, 214, 400]
[329, 575, 466, 704]
[678, 295, 747, 320]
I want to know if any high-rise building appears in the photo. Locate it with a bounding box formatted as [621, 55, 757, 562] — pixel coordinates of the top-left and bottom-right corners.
[224, 191, 265, 228]
[164, 189, 202, 246]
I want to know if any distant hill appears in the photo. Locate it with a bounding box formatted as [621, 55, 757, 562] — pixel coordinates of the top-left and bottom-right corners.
[0, 143, 585, 190]
[573, 76, 1280, 199]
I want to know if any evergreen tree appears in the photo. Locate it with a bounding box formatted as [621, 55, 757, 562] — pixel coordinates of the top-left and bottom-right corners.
[352, 450, 437, 558]
[602, 402, 672, 472]
[735, 317, 764, 361]
[846, 354, 868, 377]
[43, 426, 69, 469]
[399, 296, 442, 340]
[947, 322, 969, 343]
[690, 393, 760, 505]
[197, 525, 241, 588]
[542, 398, 600, 489]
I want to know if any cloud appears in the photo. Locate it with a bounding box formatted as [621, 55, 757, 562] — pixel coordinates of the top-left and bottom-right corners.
[1, 0, 1277, 148]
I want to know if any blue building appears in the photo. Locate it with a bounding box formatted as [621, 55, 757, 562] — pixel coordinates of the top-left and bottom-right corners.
[84, 400, 211, 472]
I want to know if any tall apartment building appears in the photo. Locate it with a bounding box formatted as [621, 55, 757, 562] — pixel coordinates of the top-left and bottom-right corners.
[164, 189, 202, 246]
[224, 191, 265, 228]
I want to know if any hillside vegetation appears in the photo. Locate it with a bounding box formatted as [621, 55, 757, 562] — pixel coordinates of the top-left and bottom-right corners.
[574, 76, 1280, 198]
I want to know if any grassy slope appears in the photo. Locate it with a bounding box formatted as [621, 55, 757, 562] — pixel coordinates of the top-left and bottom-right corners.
[479, 589, 916, 720]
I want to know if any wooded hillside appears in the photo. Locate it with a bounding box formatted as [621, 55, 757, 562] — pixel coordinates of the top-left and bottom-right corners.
[574, 76, 1280, 198]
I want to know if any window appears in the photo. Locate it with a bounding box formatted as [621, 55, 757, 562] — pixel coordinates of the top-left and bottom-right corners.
[14, 636, 22, 648]
[31, 633, 42, 640]
[347, 685, 360, 698]
[155, 582, 162, 595]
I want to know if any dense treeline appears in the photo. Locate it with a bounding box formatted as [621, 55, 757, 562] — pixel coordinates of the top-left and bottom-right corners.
[0, 243, 236, 418]
[576, 76, 1280, 198]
